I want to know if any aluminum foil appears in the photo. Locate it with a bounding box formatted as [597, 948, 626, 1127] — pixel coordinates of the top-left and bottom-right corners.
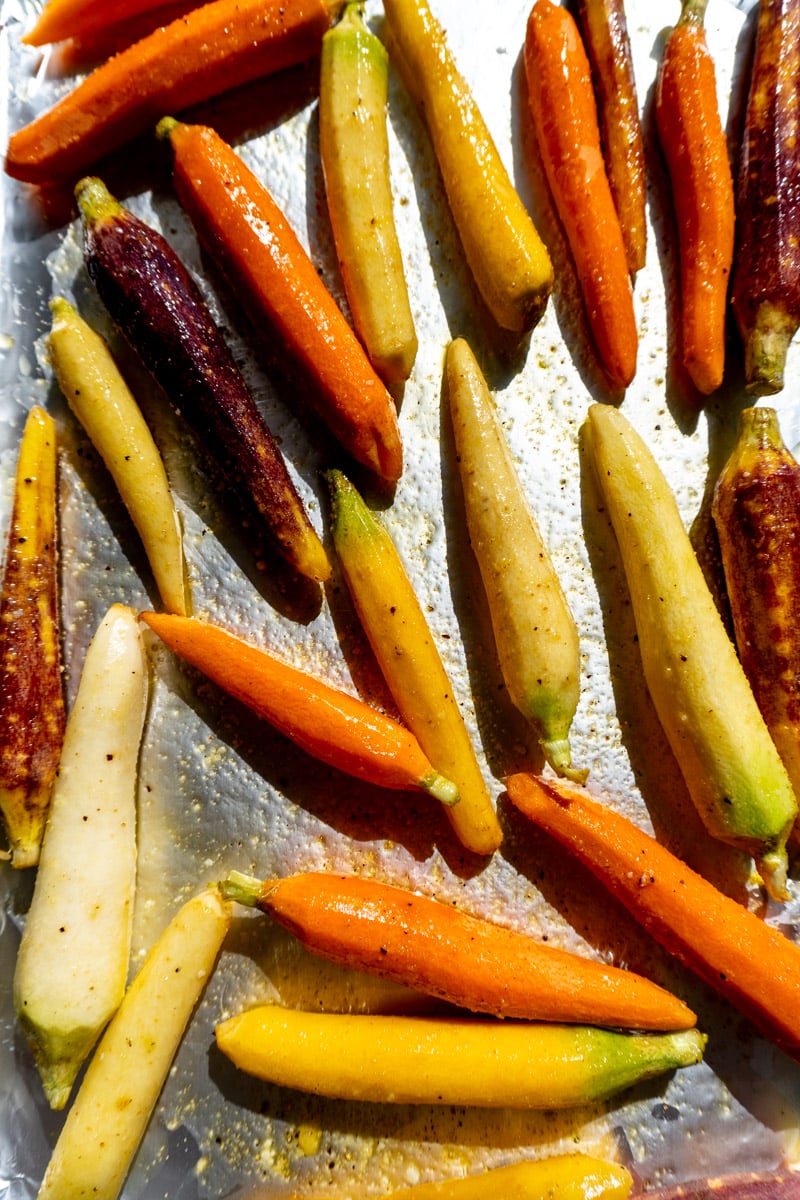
[1, 0, 799, 1196]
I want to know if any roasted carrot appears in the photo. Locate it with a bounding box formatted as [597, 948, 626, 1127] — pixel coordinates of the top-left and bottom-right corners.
[445, 338, 584, 780]
[507, 772, 800, 1064]
[141, 611, 458, 806]
[524, 0, 637, 389]
[158, 118, 403, 482]
[575, 0, 646, 276]
[585, 403, 797, 900]
[0, 407, 65, 869]
[655, 0, 735, 395]
[382, 0, 553, 334]
[712, 407, 800, 820]
[319, 2, 418, 384]
[5, 0, 341, 185]
[222, 870, 696, 1030]
[23, 0, 191, 46]
[77, 177, 330, 584]
[731, 0, 800, 395]
[216, 1006, 706, 1109]
[327, 469, 503, 856]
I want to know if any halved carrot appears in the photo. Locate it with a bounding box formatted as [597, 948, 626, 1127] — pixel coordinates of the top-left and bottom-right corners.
[222, 870, 697, 1030]
[524, 0, 637, 389]
[5, 0, 341, 185]
[141, 611, 458, 806]
[655, 0, 735, 395]
[506, 772, 800, 1063]
[158, 118, 403, 482]
[0, 407, 64, 869]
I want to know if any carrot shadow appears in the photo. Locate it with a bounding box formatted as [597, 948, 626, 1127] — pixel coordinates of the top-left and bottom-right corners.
[147, 631, 491, 875]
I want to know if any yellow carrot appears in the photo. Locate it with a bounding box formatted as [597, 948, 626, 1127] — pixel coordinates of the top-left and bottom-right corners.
[215, 1006, 706, 1108]
[327, 469, 502, 856]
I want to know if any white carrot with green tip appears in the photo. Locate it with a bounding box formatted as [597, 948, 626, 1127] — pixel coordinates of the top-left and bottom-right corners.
[37, 886, 231, 1200]
[446, 338, 585, 781]
[14, 603, 148, 1110]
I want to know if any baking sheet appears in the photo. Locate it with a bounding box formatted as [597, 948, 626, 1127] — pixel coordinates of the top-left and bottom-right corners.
[2, 0, 800, 1196]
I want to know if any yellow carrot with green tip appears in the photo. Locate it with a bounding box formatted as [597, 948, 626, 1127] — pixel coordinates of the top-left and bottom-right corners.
[320, 1, 418, 383]
[0, 406, 65, 869]
[446, 338, 584, 781]
[216, 1006, 706, 1108]
[48, 297, 190, 616]
[14, 604, 148, 1110]
[327, 469, 502, 855]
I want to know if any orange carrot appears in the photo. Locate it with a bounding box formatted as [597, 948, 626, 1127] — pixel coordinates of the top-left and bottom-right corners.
[23, 0, 193, 46]
[140, 611, 458, 806]
[221, 870, 697, 1030]
[5, 0, 340, 185]
[655, 0, 735, 395]
[524, 0, 637, 390]
[507, 772, 800, 1063]
[158, 118, 403, 482]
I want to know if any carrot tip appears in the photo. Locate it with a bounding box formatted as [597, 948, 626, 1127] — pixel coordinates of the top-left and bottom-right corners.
[155, 116, 181, 143]
[75, 176, 122, 225]
[541, 738, 588, 786]
[220, 870, 264, 908]
[756, 847, 790, 904]
[421, 770, 460, 808]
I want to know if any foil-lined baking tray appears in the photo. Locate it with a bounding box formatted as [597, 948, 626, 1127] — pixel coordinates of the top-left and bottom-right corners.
[1, 0, 799, 1196]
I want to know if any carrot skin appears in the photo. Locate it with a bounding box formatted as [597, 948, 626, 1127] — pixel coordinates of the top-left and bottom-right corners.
[507, 772, 800, 1063]
[77, 178, 330, 584]
[160, 119, 403, 483]
[6, 0, 338, 185]
[655, 0, 735, 396]
[141, 611, 458, 804]
[575, 0, 646, 275]
[223, 869, 696, 1030]
[731, 0, 800, 395]
[524, 0, 637, 389]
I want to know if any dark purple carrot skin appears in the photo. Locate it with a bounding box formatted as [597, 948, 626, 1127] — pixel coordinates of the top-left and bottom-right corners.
[712, 407, 800, 822]
[731, 0, 800, 395]
[76, 178, 330, 582]
[575, 0, 646, 275]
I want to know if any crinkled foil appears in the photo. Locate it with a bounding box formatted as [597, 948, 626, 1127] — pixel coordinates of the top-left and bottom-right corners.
[1, 0, 799, 1197]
